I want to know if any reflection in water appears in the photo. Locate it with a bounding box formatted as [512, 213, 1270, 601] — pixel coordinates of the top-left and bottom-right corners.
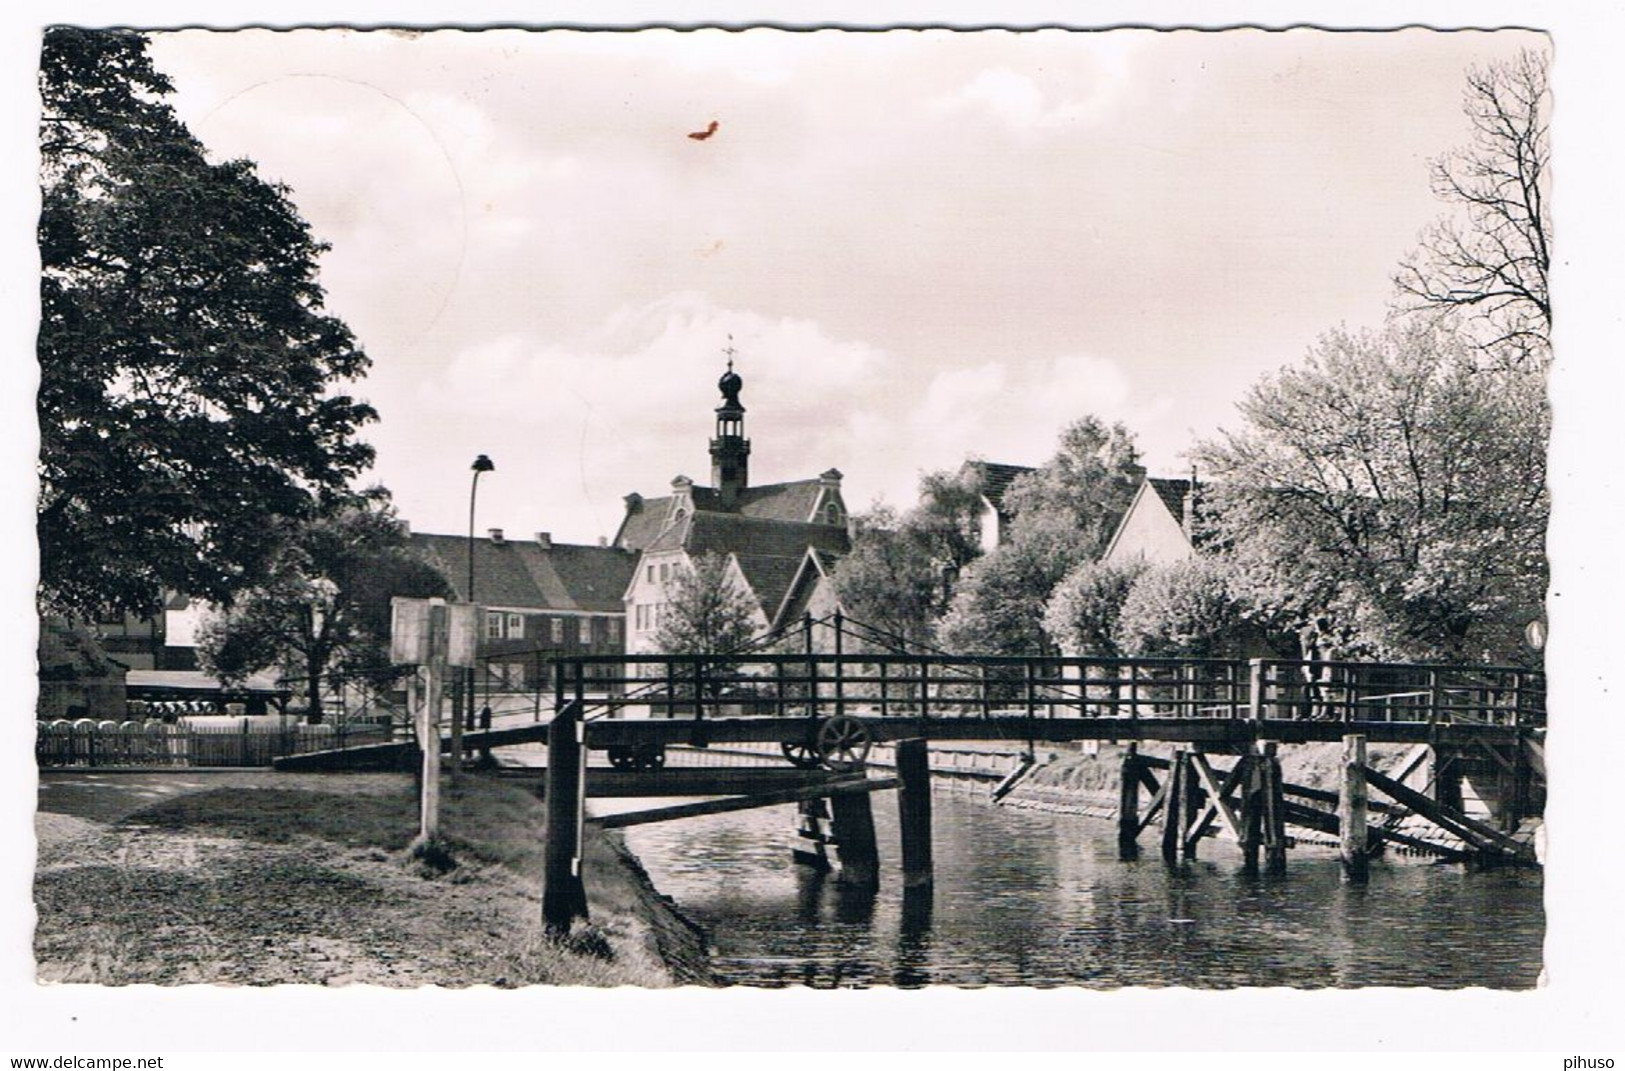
[619, 790, 1543, 989]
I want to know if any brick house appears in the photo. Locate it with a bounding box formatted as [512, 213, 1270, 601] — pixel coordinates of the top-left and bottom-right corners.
[411, 529, 637, 691]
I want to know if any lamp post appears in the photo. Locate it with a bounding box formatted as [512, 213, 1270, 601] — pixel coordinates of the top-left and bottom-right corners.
[463, 455, 494, 765]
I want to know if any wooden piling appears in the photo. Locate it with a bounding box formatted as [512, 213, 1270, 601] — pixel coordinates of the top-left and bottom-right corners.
[1160, 748, 1186, 864]
[542, 701, 589, 936]
[1262, 742, 1288, 875]
[1118, 743, 1142, 861]
[1339, 734, 1370, 883]
[830, 788, 880, 889]
[1239, 752, 1262, 874]
[1180, 749, 1203, 860]
[793, 797, 833, 872]
[896, 738, 934, 889]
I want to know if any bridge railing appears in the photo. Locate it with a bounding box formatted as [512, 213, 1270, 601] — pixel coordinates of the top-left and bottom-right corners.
[551, 651, 1544, 728]
[1255, 659, 1543, 727]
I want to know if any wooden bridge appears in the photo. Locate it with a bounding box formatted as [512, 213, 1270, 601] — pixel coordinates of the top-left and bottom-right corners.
[277, 613, 1546, 937]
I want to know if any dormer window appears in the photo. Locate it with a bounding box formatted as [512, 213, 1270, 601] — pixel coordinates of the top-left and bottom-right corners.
[823, 502, 844, 526]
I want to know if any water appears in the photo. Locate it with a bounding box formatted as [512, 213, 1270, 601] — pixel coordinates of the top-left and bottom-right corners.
[616, 789, 1544, 988]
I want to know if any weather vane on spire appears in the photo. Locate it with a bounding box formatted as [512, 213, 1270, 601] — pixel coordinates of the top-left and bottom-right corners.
[718, 335, 743, 407]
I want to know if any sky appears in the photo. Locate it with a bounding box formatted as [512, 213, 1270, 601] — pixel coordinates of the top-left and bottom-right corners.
[141, 27, 1544, 544]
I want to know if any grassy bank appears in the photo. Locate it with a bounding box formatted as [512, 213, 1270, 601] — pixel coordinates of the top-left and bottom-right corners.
[34, 770, 708, 987]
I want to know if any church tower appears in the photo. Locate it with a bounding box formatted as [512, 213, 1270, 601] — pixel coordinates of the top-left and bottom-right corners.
[710, 347, 751, 507]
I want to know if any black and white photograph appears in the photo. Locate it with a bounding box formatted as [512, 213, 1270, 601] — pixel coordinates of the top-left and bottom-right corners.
[7, 3, 1625, 1062]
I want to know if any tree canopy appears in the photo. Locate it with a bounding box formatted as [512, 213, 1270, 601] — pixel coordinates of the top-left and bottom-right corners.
[652, 553, 761, 656]
[195, 500, 450, 721]
[1196, 322, 1547, 663]
[1394, 48, 1551, 365]
[938, 417, 1142, 655]
[38, 28, 377, 618]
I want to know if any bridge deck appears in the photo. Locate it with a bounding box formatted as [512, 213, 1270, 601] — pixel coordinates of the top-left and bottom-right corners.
[582, 714, 1529, 749]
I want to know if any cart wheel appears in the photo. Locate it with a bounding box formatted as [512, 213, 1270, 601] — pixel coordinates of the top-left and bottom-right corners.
[781, 739, 823, 769]
[607, 746, 637, 770]
[817, 716, 872, 772]
[633, 744, 667, 770]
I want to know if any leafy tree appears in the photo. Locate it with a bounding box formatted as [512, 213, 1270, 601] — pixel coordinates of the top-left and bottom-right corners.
[1394, 49, 1551, 365]
[196, 500, 450, 722]
[38, 28, 376, 618]
[938, 417, 1143, 655]
[652, 553, 760, 656]
[912, 467, 989, 581]
[1111, 556, 1281, 659]
[1000, 416, 1143, 553]
[1042, 557, 1149, 657]
[828, 506, 944, 649]
[1196, 322, 1548, 663]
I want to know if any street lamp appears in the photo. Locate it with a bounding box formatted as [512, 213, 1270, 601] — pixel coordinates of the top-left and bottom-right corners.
[466, 455, 494, 741]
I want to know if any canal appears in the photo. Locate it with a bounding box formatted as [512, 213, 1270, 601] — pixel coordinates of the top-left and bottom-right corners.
[615, 788, 1544, 988]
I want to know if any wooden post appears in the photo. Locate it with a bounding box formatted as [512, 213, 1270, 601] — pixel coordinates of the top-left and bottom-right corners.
[1239, 751, 1262, 874]
[1262, 742, 1287, 875]
[1339, 734, 1370, 883]
[1180, 749, 1203, 859]
[1160, 748, 1186, 864]
[1118, 743, 1141, 861]
[416, 602, 448, 845]
[792, 797, 833, 872]
[896, 738, 934, 889]
[1247, 658, 1265, 723]
[542, 701, 589, 935]
[829, 789, 880, 889]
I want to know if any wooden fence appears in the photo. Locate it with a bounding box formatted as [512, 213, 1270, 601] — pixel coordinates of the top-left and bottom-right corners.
[35, 718, 395, 769]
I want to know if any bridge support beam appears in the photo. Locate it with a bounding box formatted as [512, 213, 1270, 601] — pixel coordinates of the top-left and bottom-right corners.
[830, 790, 880, 889]
[1262, 742, 1288, 875]
[792, 797, 833, 872]
[1239, 750, 1262, 874]
[1339, 734, 1371, 884]
[1180, 750, 1204, 860]
[1160, 749, 1187, 864]
[1118, 743, 1142, 861]
[896, 738, 934, 889]
[542, 702, 589, 936]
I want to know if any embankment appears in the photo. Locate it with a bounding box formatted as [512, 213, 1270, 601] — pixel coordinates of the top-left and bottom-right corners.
[34, 769, 711, 986]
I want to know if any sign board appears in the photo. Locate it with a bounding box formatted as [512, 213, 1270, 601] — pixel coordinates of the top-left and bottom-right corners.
[446, 603, 480, 668]
[390, 597, 432, 665]
[392, 597, 481, 666]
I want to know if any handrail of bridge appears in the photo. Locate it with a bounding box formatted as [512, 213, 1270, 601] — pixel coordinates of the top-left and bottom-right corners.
[549, 649, 1544, 728]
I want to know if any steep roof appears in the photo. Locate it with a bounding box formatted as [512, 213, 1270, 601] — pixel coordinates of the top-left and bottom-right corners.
[1147, 477, 1194, 528]
[410, 533, 636, 614]
[962, 460, 1036, 515]
[682, 512, 850, 618]
[614, 479, 840, 551]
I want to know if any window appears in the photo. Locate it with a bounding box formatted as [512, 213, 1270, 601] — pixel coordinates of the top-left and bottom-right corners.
[646, 565, 655, 583]
[659, 562, 670, 582]
[578, 618, 591, 645]
[608, 618, 622, 643]
[486, 611, 526, 640]
[550, 618, 564, 644]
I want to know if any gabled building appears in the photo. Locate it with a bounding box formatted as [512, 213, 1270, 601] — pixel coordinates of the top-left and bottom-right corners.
[960, 459, 1036, 553]
[1100, 475, 1201, 567]
[410, 529, 637, 688]
[616, 359, 851, 653]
